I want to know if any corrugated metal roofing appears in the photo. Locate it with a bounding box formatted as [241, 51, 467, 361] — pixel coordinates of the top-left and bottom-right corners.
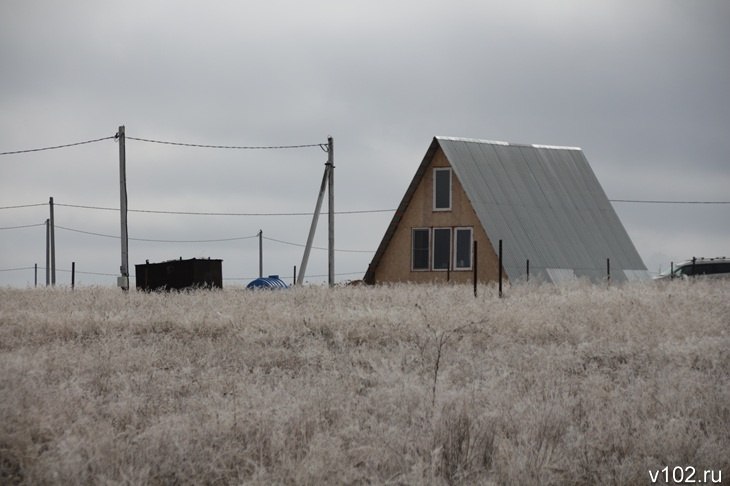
[437, 137, 649, 283]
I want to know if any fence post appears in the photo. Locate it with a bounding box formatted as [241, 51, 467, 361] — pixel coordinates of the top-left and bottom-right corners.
[258, 230, 263, 278]
[71, 262, 75, 289]
[498, 239, 503, 298]
[526, 259, 530, 283]
[34, 263, 37, 287]
[473, 240, 478, 297]
[607, 258, 611, 286]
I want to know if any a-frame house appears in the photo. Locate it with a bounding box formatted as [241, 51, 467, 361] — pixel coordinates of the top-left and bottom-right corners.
[364, 137, 649, 284]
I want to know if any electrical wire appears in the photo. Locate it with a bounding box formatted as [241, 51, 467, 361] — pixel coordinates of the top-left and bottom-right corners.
[262, 236, 373, 253]
[0, 223, 45, 230]
[126, 136, 326, 151]
[0, 266, 119, 277]
[55, 225, 259, 243]
[0, 266, 36, 272]
[0, 136, 116, 156]
[52, 224, 373, 252]
[610, 199, 730, 205]
[0, 203, 48, 210]
[54, 203, 396, 216]
[223, 271, 363, 281]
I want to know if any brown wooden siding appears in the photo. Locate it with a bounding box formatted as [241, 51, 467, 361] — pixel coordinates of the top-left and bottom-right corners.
[372, 147, 502, 284]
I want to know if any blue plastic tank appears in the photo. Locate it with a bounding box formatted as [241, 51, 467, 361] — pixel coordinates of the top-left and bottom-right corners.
[246, 275, 289, 290]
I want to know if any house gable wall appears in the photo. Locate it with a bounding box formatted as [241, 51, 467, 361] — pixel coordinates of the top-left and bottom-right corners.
[372, 147, 502, 284]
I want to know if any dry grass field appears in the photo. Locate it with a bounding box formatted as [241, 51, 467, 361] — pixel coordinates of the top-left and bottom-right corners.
[1, 281, 728, 485]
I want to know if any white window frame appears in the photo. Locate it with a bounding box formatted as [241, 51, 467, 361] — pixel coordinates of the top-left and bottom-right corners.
[453, 227, 473, 270]
[433, 168, 452, 211]
[432, 227, 452, 271]
[411, 228, 430, 271]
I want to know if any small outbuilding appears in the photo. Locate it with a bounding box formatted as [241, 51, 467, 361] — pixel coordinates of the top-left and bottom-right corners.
[135, 257, 223, 291]
[364, 137, 649, 285]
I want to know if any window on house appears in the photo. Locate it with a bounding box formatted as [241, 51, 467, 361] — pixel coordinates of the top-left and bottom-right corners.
[433, 228, 451, 270]
[433, 168, 451, 211]
[412, 228, 430, 270]
[454, 227, 473, 270]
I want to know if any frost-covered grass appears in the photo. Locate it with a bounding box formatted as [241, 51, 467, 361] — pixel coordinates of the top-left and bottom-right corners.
[1, 281, 728, 485]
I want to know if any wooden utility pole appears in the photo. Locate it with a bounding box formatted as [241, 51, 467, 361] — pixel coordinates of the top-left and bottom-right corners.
[326, 136, 334, 287]
[49, 197, 56, 286]
[298, 165, 328, 285]
[298, 137, 334, 286]
[117, 126, 129, 291]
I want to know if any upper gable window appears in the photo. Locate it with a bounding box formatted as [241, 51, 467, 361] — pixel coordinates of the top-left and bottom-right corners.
[433, 168, 452, 211]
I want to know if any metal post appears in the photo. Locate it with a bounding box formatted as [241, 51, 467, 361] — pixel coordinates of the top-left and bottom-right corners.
[49, 197, 55, 286]
[326, 136, 334, 287]
[45, 219, 50, 286]
[117, 126, 129, 291]
[71, 261, 75, 289]
[293, 265, 297, 286]
[498, 239, 503, 298]
[526, 259, 530, 283]
[607, 258, 611, 286]
[34, 263, 37, 287]
[670, 261, 674, 280]
[473, 240, 478, 297]
[258, 229, 263, 278]
[298, 164, 329, 285]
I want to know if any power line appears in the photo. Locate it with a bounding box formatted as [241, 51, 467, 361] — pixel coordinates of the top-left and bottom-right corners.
[54, 202, 396, 216]
[223, 271, 363, 281]
[0, 265, 365, 282]
[126, 136, 326, 151]
[610, 199, 730, 205]
[262, 235, 373, 253]
[0, 136, 116, 156]
[0, 266, 36, 272]
[0, 266, 119, 277]
[55, 225, 259, 243]
[52, 223, 373, 252]
[0, 223, 45, 230]
[0, 203, 47, 210]
[0, 133, 325, 156]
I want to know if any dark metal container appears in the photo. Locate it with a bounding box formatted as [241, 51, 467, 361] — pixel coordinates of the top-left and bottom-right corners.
[135, 258, 222, 291]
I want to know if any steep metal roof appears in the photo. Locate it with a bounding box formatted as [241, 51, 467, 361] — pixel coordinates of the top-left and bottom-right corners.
[436, 137, 649, 283]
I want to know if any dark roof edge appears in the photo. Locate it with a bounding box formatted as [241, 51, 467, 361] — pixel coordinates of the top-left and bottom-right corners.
[364, 137, 442, 284]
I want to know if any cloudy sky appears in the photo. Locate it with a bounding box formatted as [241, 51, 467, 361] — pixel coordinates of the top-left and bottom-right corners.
[1, 0, 728, 287]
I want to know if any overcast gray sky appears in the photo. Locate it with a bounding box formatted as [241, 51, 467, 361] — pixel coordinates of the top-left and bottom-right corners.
[1, 0, 728, 287]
